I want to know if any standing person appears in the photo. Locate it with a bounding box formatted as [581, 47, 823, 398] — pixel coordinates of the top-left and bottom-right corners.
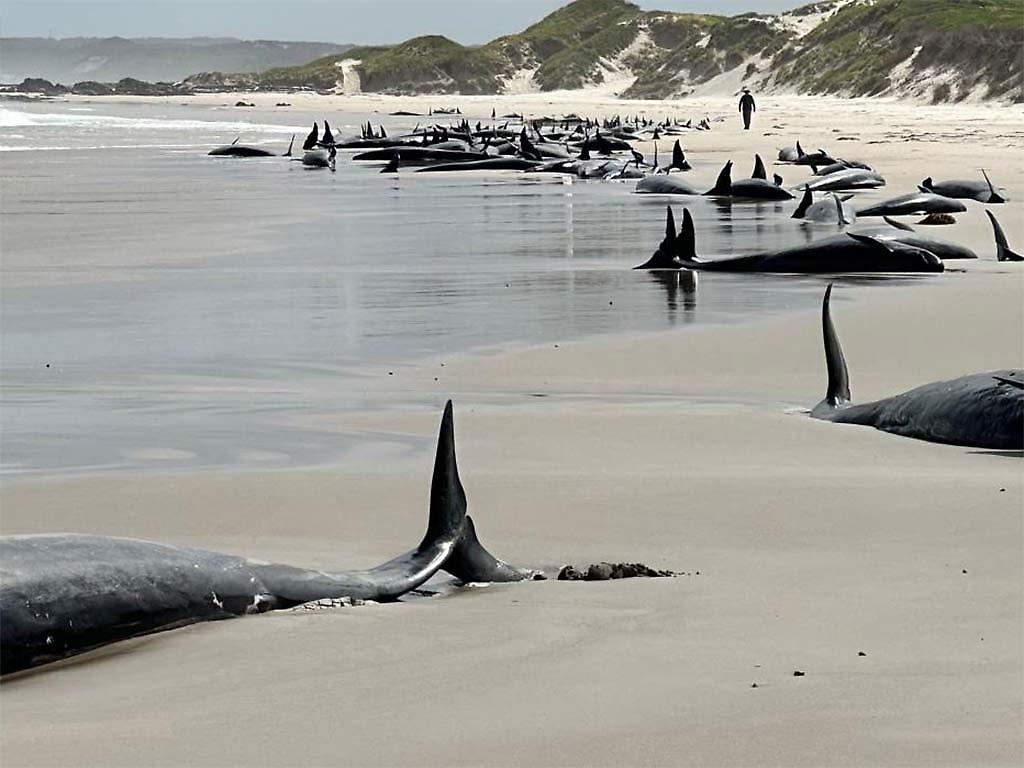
[739, 88, 756, 130]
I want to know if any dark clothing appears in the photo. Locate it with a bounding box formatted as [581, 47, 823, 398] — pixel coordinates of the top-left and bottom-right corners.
[739, 93, 756, 130]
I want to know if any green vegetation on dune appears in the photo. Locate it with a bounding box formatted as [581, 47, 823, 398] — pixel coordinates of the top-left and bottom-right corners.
[174, 0, 1020, 102]
[769, 0, 1023, 100]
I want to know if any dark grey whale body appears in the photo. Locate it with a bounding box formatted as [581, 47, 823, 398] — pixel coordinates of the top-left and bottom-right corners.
[0, 403, 530, 676]
[704, 161, 794, 200]
[643, 207, 944, 273]
[920, 172, 1005, 203]
[810, 286, 1023, 449]
[856, 192, 966, 218]
[208, 135, 294, 158]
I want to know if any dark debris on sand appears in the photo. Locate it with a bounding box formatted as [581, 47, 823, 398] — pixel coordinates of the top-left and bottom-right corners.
[557, 562, 678, 581]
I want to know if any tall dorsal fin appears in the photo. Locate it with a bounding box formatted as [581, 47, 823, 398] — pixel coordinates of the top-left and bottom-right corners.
[773, 173, 783, 187]
[705, 161, 732, 196]
[792, 185, 813, 219]
[663, 205, 677, 246]
[303, 122, 318, 151]
[675, 208, 697, 262]
[752, 153, 766, 180]
[579, 144, 590, 161]
[819, 284, 851, 410]
[422, 400, 467, 550]
[672, 139, 684, 170]
[987, 210, 1024, 261]
[796, 140, 805, 158]
[282, 134, 294, 156]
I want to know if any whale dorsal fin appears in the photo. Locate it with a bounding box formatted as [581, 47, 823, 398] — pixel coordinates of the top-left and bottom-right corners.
[987, 210, 1024, 261]
[752, 153, 767, 180]
[303, 123, 318, 151]
[672, 139, 684, 169]
[423, 401, 467, 547]
[819, 284, 851, 411]
[675, 208, 697, 262]
[792, 185, 812, 219]
[705, 161, 732, 196]
[283, 134, 294, 157]
[796, 140, 805, 158]
[663, 205, 677, 246]
[921, 176, 933, 189]
[773, 173, 783, 187]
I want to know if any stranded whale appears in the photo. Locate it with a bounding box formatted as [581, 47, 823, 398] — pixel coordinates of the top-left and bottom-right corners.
[0, 402, 531, 676]
[642, 207, 943, 273]
[810, 286, 1023, 449]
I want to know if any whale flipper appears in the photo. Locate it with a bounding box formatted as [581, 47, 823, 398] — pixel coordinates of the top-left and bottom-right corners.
[443, 516, 533, 583]
[882, 216, 915, 232]
[283, 134, 294, 157]
[986, 210, 1024, 261]
[792, 186, 812, 218]
[812, 284, 851, 417]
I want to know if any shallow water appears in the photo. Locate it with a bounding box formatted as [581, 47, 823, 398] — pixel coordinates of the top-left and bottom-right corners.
[0, 101, 930, 475]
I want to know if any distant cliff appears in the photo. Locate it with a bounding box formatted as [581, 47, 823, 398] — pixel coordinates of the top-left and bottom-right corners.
[0, 37, 351, 85]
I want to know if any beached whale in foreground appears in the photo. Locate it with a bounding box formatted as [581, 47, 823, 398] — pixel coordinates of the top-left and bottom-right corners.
[635, 207, 944, 273]
[0, 402, 531, 676]
[810, 285, 1023, 449]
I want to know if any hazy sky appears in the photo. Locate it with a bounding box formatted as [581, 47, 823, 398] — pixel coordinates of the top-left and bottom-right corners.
[1, 0, 809, 43]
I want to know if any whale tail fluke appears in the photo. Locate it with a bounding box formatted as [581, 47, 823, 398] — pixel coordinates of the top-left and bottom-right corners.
[793, 185, 812, 219]
[813, 284, 851, 417]
[987, 210, 1024, 262]
[980, 169, 1006, 204]
[705, 161, 732, 196]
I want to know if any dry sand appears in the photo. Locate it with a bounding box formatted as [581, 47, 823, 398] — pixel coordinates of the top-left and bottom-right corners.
[1, 92, 1022, 767]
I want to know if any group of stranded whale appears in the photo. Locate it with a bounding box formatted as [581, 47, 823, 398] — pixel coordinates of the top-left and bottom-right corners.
[2, 108, 1019, 678]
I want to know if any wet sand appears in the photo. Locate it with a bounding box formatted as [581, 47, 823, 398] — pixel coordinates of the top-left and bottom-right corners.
[1, 93, 1022, 766]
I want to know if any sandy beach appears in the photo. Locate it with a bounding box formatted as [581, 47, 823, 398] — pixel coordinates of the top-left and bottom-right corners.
[1, 91, 1022, 766]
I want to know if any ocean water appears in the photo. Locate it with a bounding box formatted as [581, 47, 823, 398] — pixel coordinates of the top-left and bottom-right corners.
[0, 100, 926, 475]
